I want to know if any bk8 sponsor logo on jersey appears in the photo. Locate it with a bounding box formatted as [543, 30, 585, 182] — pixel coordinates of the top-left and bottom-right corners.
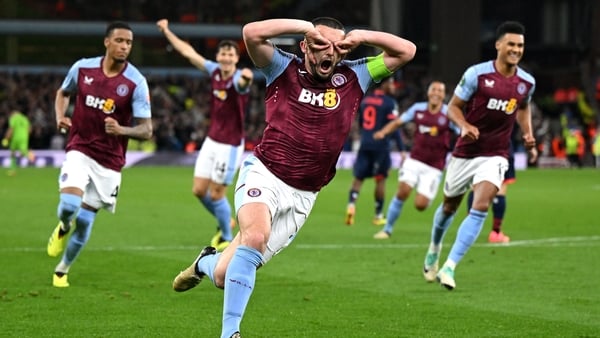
[85, 95, 116, 114]
[418, 125, 438, 136]
[486, 98, 517, 114]
[297, 88, 340, 110]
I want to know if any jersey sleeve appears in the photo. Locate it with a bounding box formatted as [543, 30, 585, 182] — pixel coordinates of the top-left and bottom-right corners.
[344, 58, 375, 94]
[524, 82, 536, 104]
[132, 80, 152, 118]
[8, 115, 16, 128]
[399, 103, 418, 124]
[517, 67, 536, 104]
[204, 60, 218, 75]
[454, 65, 478, 101]
[261, 47, 294, 86]
[61, 60, 82, 93]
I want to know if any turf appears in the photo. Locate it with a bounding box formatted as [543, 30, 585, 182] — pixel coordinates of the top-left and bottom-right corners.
[1, 166, 599, 337]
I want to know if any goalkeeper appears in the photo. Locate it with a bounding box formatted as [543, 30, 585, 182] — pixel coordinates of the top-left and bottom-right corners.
[2, 110, 34, 176]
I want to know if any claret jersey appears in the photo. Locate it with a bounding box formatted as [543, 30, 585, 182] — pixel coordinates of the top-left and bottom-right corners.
[399, 102, 458, 170]
[204, 60, 250, 146]
[452, 60, 535, 159]
[255, 48, 379, 191]
[60, 56, 151, 171]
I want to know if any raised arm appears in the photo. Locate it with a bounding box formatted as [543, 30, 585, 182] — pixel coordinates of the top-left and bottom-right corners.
[157, 19, 207, 71]
[374, 119, 404, 140]
[238, 67, 254, 90]
[242, 19, 315, 68]
[335, 29, 416, 73]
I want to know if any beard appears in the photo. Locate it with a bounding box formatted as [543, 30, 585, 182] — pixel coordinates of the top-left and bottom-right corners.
[308, 61, 331, 83]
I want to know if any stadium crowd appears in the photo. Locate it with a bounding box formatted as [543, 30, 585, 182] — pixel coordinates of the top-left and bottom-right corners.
[1, 69, 598, 166]
[1, 1, 596, 166]
[0, 71, 266, 153]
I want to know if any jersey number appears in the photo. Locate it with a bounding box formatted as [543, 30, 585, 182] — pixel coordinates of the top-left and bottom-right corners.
[362, 106, 377, 131]
[216, 162, 226, 175]
[111, 185, 120, 197]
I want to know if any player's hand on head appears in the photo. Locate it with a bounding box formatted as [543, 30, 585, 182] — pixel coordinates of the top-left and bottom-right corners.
[334, 30, 361, 56]
[104, 117, 121, 135]
[304, 30, 331, 52]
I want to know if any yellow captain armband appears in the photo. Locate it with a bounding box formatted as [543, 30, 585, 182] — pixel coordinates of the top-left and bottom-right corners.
[1, 139, 8, 147]
[366, 53, 393, 81]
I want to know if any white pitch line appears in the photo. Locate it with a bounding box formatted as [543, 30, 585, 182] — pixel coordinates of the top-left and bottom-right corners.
[3, 236, 600, 253]
[296, 235, 600, 249]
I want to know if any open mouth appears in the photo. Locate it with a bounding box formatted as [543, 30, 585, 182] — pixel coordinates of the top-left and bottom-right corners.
[508, 53, 520, 60]
[319, 60, 333, 73]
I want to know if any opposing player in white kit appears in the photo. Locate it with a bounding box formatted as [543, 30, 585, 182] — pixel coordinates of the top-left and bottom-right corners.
[47, 21, 153, 288]
[157, 19, 253, 251]
[422, 21, 538, 290]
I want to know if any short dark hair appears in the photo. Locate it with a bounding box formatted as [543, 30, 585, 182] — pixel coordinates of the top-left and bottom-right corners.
[218, 40, 240, 55]
[106, 21, 132, 37]
[311, 17, 345, 32]
[495, 21, 525, 41]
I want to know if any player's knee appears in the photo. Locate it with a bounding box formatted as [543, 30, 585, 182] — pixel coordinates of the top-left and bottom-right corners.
[470, 200, 491, 211]
[58, 193, 82, 219]
[396, 191, 410, 201]
[442, 203, 458, 215]
[241, 231, 267, 250]
[413, 194, 430, 211]
[192, 185, 206, 198]
[374, 175, 386, 183]
[210, 188, 226, 201]
[415, 202, 428, 212]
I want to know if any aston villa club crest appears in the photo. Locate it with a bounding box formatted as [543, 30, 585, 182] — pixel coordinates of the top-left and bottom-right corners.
[247, 188, 261, 197]
[331, 73, 347, 87]
[117, 84, 129, 96]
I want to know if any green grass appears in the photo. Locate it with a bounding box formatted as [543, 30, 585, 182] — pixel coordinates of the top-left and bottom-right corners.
[1, 166, 599, 337]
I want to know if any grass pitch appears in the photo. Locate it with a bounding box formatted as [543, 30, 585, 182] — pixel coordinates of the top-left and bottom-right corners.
[1, 166, 598, 337]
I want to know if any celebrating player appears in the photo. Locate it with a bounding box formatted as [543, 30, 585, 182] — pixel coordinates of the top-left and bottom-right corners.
[157, 19, 253, 251]
[372, 80, 459, 239]
[47, 21, 153, 287]
[171, 17, 416, 338]
[422, 21, 537, 290]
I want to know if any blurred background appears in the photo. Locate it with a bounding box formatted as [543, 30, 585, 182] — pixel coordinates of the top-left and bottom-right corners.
[1, 0, 599, 167]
